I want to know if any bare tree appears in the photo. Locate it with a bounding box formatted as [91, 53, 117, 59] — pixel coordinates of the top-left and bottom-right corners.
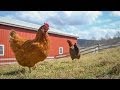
[105, 33, 111, 40]
[114, 31, 120, 38]
[91, 36, 96, 40]
[113, 31, 120, 43]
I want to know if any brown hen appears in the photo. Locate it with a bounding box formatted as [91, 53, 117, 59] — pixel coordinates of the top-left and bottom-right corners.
[9, 23, 50, 73]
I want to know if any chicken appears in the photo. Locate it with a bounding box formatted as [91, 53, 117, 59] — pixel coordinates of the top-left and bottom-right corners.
[67, 40, 80, 60]
[9, 23, 50, 73]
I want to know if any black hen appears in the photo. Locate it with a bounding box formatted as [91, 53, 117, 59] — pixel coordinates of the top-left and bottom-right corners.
[67, 40, 80, 60]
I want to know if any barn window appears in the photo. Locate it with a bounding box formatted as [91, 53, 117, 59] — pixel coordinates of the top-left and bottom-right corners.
[0, 45, 4, 56]
[59, 47, 63, 54]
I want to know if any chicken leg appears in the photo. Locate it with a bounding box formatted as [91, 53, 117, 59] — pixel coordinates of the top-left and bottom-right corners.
[29, 67, 31, 73]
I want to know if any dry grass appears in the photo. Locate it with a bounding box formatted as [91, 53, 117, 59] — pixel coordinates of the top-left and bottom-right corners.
[0, 47, 120, 79]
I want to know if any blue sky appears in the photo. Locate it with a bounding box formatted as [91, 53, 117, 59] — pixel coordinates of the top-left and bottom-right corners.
[0, 11, 120, 40]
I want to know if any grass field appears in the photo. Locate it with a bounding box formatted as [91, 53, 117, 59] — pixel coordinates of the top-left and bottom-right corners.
[0, 47, 120, 79]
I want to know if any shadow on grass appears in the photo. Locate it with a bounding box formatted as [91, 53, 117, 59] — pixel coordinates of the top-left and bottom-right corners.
[107, 64, 120, 75]
[96, 64, 120, 79]
[3, 69, 26, 76]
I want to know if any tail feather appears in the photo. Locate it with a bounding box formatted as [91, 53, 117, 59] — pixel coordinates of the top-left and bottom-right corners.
[67, 40, 73, 47]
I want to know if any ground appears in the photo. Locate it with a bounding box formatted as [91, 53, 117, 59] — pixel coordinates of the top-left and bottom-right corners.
[0, 47, 120, 79]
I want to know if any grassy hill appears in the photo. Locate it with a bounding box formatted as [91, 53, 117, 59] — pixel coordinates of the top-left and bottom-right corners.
[0, 47, 120, 79]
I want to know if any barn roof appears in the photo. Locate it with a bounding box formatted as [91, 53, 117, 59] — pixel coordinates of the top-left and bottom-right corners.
[0, 16, 78, 38]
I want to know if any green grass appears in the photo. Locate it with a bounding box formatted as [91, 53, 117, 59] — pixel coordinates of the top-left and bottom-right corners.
[0, 47, 120, 79]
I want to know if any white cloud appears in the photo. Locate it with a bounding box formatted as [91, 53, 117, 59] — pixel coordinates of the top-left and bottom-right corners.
[63, 25, 120, 40]
[15, 11, 102, 26]
[16, 11, 49, 23]
[111, 11, 120, 16]
[3, 11, 118, 40]
[82, 28, 120, 40]
[55, 11, 102, 25]
[11, 11, 120, 40]
[63, 11, 73, 16]
[13, 11, 103, 39]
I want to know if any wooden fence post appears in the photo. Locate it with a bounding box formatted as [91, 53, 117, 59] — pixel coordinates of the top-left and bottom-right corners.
[95, 44, 99, 53]
[97, 43, 100, 52]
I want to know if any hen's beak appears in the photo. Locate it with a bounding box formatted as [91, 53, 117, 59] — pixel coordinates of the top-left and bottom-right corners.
[9, 36, 14, 42]
[9, 36, 14, 39]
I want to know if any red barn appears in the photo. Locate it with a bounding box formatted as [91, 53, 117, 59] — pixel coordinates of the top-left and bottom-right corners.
[0, 17, 78, 64]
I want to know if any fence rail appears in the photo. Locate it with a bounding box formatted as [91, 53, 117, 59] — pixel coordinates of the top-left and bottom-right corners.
[55, 42, 120, 58]
[80, 42, 120, 55]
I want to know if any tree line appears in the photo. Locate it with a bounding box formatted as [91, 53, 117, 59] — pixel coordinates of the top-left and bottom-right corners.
[77, 31, 120, 47]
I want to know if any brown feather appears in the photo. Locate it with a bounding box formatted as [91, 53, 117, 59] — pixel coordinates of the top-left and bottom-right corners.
[9, 24, 50, 69]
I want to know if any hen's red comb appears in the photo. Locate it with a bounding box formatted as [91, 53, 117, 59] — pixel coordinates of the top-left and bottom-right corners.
[44, 23, 49, 28]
